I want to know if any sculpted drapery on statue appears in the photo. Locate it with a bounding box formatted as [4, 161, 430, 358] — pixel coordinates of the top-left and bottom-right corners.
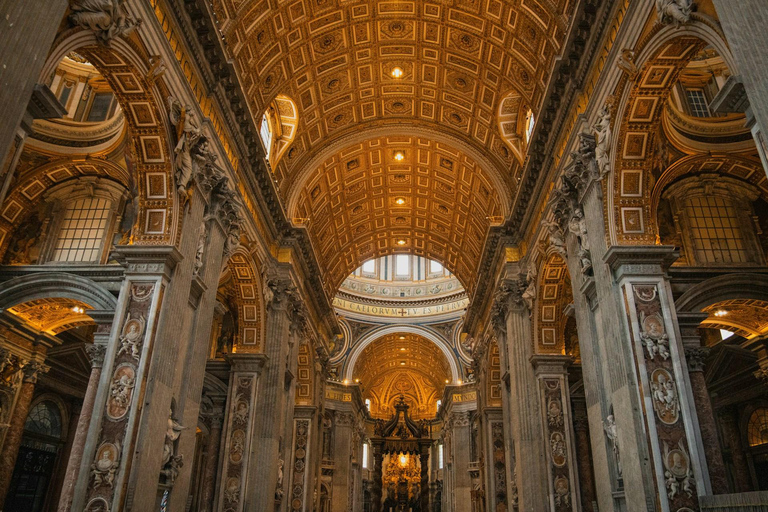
[69, 0, 142, 46]
[656, 0, 695, 26]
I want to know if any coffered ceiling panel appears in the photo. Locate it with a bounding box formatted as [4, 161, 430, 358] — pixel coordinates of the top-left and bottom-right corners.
[212, 0, 574, 196]
[293, 136, 504, 294]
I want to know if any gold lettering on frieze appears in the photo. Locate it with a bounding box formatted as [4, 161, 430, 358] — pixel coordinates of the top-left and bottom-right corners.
[332, 297, 469, 318]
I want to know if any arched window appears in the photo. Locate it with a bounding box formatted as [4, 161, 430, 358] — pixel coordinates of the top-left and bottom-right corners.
[24, 401, 63, 441]
[365, 398, 371, 411]
[525, 109, 535, 143]
[748, 408, 768, 447]
[260, 113, 273, 160]
[52, 196, 112, 263]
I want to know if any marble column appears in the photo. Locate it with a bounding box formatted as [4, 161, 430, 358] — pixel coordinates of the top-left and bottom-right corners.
[571, 399, 596, 512]
[719, 406, 752, 492]
[57, 343, 107, 512]
[0, 360, 49, 506]
[450, 411, 473, 512]
[493, 274, 548, 511]
[331, 411, 354, 511]
[531, 355, 580, 511]
[245, 269, 299, 511]
[214, 353, 267, 512]
[0, 0, 68, 166]
[199, 411, 223, 512]
[372, 442, 384, 512]
[678, 312, 729, 495]
[419, 446, 430, 512]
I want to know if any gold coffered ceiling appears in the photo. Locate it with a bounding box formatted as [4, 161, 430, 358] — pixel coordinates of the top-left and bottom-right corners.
[293, 136, 504, 294]
[211, 0, 575, 291]
[352, 333, 452, 419]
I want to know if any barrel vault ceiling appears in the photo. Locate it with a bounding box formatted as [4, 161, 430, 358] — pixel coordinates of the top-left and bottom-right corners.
[209, 0, 577, 293]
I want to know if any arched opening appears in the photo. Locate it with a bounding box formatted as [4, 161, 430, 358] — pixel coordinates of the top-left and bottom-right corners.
[5, 399, 67, 512]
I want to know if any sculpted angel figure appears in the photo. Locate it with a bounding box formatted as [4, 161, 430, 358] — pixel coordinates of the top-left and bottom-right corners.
[162, 409, 187, 473]
[656, 0, 694, 26]
[543, 219, 567, 259]
[70, 0, 141, 46]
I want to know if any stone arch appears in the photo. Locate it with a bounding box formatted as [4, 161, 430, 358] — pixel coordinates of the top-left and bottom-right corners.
[0, 158, 132, 260]
[533, 253, 572, 355]
[225, 250, 264, 351]
[609, 18, 735, 245]
[343, 324, 460, 382]
[0, 272, 117, 314]
[39, 29, 178, 246]
[676, 274, 768, 314]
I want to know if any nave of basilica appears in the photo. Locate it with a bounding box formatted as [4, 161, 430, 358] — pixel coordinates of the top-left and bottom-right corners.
[1, 0, 768, 511]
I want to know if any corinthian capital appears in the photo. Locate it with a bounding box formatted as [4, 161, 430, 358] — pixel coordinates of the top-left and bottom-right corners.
[22, 360, 50, 384]
[262, 268, 297, 311]
[86, 343, 107, 368]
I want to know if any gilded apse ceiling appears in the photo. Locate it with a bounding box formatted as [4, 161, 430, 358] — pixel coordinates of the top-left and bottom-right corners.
[210, 0, 576, 292]
[351, 332, 453, 419]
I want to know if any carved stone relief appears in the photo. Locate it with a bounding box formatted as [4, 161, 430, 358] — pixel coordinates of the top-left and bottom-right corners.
[631, 284, 698, 510]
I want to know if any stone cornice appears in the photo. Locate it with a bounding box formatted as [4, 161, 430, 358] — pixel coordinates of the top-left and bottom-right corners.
[169, 0, 338, 335]
[466, 0, 610, 333]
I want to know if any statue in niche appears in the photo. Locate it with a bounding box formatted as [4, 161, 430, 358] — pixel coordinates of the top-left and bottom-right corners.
[521, 263, 537, 311]
[593, 104, 612, 179]
[216, 309, 236, 356]
[568, 208, 593, 275]
[603, 414, 622, 477]
[193, 226, 207, 277]
[69, 0, 142, 46]
[656, 0, 695, 26]
[161, 405, 187, 486]
[274, 458, 285, 502]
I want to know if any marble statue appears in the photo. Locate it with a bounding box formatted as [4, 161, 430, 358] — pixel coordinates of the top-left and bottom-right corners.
[603, 414, 622, 476]
[656, 0, 694, 26]
[69, 0, 141, 46]
[169, 98, 204, 201]
[593, 104, 612, 179]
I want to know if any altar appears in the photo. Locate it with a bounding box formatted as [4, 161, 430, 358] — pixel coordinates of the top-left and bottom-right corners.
[370, 397, 433, 512]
